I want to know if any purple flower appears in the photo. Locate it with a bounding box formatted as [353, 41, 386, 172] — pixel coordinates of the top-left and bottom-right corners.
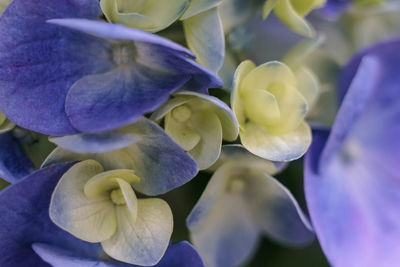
[0, 0, 222, 136]
[305, 38, 400, 267]
[0, 162, 206, 267]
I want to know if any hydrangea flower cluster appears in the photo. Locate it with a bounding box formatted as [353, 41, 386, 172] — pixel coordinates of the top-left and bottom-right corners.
[0, 0, 399, 267]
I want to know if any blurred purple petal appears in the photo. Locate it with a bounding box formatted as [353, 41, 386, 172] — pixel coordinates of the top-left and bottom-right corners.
[305, 39, 400, 267]
[0, 132, 33, 183]
[34, 241, 205, 267]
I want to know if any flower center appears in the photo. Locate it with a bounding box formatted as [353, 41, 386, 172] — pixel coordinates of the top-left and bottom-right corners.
[112, 43, 135, 65]
[227, 177, 246, 193]
[340, 139, 362, 165]
[110, 189, 126, 205]
[172, 105, 192, 123]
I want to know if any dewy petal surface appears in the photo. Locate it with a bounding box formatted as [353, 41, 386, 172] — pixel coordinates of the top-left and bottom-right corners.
[305, 39, 400, 267]
[0, 163, 104, 267]
[0, 132, 33, 183]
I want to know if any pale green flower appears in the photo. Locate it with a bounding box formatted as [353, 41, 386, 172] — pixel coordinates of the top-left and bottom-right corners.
[151, 91, 238, 170]
[50, 160, 173, 266]
[232, 60, 315, 161]
[263, 0, 326, 37]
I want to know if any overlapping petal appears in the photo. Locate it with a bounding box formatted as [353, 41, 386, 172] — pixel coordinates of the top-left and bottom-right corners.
[232, 60, 312, 161]
[0, 1, 222, 135]
[45, 118, 198, 195]
[153, 92, 238, 170]
[188, 147, 313, 267]
[101, 0, 189, 33]
[0, 162, 205, 266]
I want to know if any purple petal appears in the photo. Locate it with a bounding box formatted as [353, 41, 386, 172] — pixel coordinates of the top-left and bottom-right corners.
[0, 4, 222, 136]
[49, 19, 223, 93]
[247, 174, 314, 245]
[305, 39, 400, 267]
[154, 241, 206, 267]
[0, 163, 103, 267]
[0, 0, 109, 135]
[0, 132, 33, 183]
[33, 241, 205, 267]
[65, 67, 190, 133]
[319, 0, 350, 19]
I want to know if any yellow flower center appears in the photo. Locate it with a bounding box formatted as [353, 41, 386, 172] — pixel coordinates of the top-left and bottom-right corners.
[110, 188, 126, 205]
[172, 104, 192, 123]
[112, 43, 135, 65]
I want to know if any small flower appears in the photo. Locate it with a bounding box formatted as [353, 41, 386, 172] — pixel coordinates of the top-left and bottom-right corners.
[44, 117, 198, 196]
[187, 145, 313, 267]
[232, 60, 313, 161]
[305, 39, 400, 266]
[50, 160, 174, 265]
[151, 91, 238, 170]
[100, 0, 225, 72]
[0, 0, 221, 136]
[0, 162, 206, 266]
[263, 0, 326, 37]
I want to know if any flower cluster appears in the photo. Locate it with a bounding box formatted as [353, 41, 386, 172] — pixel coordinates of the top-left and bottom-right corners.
[0, 0, 399, 267]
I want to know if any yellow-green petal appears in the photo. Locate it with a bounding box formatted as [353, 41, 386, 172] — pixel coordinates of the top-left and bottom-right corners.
[49, 160, 117, 243]
[263, 0, 280, 19]
[100, 0, 189, 33]
[165, 112, 201, 151]
[0, 0, 11, 15]
[274, 0, 314, 38]
[240, 121, 311, 161]
[84, 169, 139, 198]
[232, 60, 256, 125]
[101, 199, 173, 266]
[241, 61, 296, 95]
[295, 66, 320, 110]
[186, 111, 223, 170]
[266, 83, 308, 134]
[180, 0, 222, 20]
[114, 178, 138, 222]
